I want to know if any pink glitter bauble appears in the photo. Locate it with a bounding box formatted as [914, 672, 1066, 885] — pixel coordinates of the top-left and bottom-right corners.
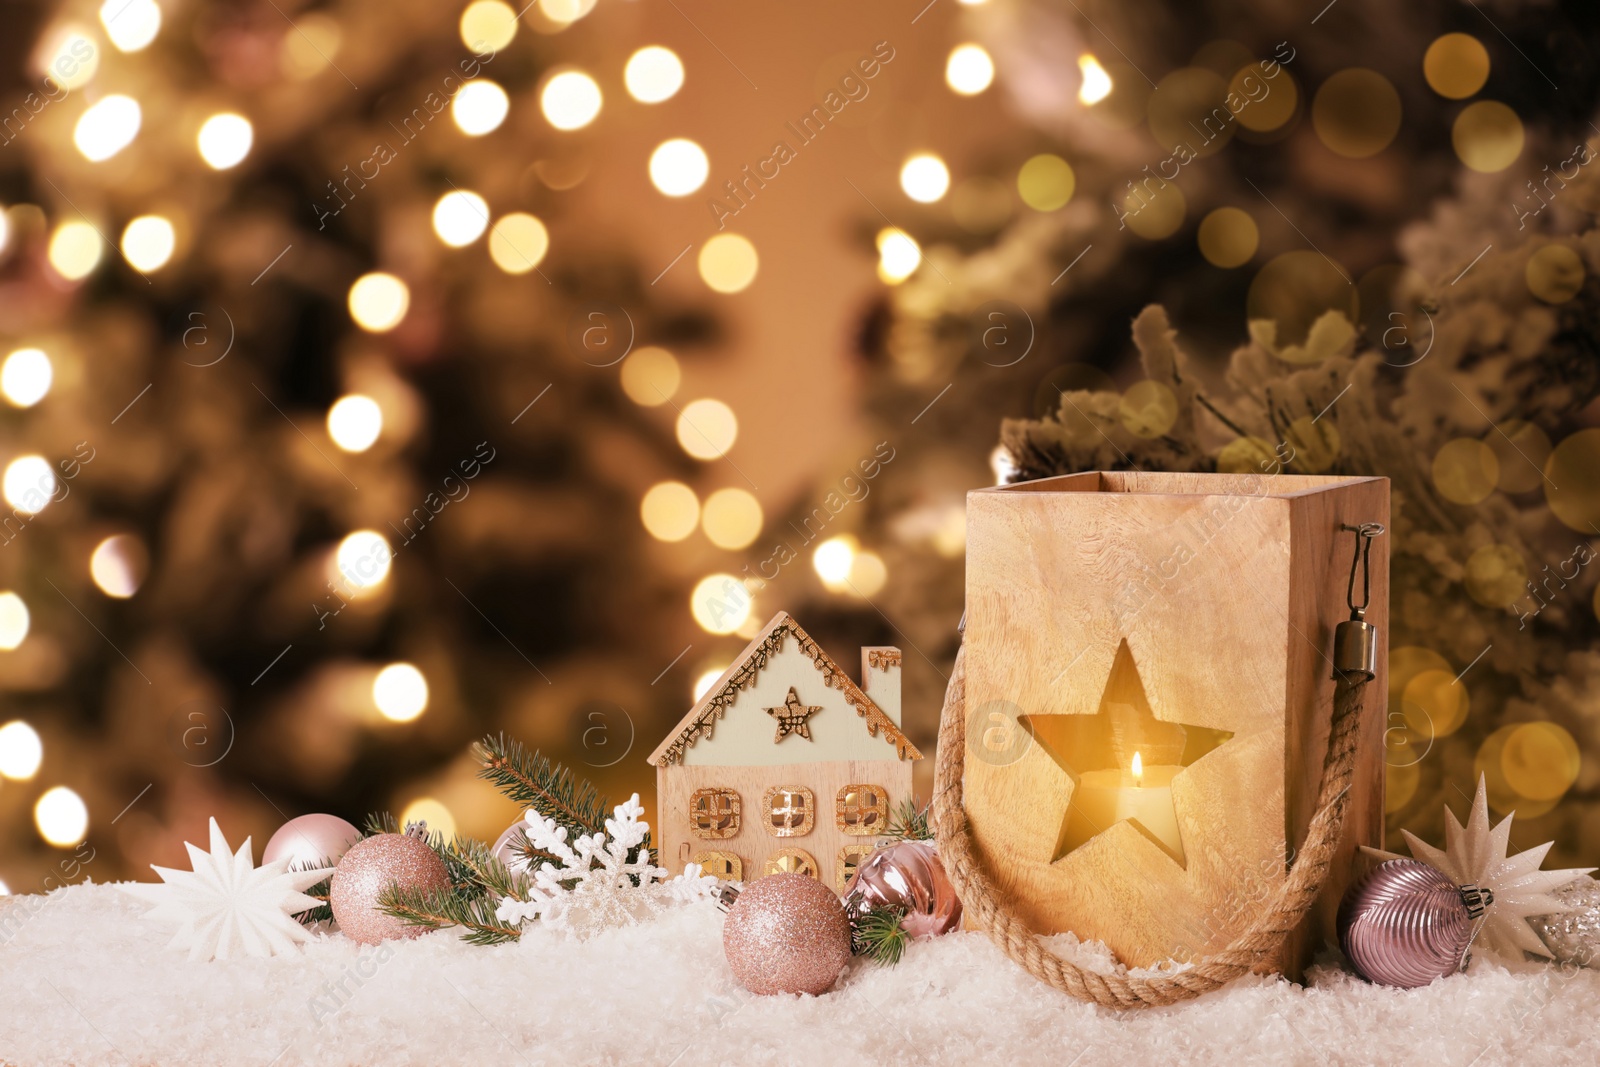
[330, 833, 450, 945]
[843, 840, 962, 939]
[723, 873, 852, 996]
[262, 814, 361, 871]
[1337, 859, 1477, 988]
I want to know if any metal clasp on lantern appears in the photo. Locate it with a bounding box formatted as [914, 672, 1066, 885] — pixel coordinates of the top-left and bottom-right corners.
[1333, 522, 1385, 680]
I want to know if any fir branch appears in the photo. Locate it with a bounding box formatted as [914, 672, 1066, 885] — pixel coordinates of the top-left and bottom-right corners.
[476, 734, 609, 837]
[292, 862, 339, 926]
[443, 834, 529, 902]
[883, 799, 933, 842]
[376, 883, 524, 946]
[851, 905, 910, 965]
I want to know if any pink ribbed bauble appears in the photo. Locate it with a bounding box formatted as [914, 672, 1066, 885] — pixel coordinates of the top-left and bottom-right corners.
[843, 840, 962, 939]
[723, 873, 852, 996]
[262, 814, 361, 871]
[1337, 858, 1479, 988]
[330, 833, 450, 945]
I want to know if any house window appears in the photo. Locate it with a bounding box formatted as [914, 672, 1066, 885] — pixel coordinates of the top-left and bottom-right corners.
[763, 786, 815, 837]
[693, 851, 743, 882]
[689, 788, 740, 839]
[836, 784, 889, 835]
[836, 844, 876, 893]
[763, 847, 818, 879]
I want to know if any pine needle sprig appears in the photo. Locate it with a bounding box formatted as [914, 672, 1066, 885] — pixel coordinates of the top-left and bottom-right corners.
[883, 799, 933, 842]
[291, 860, 339, 926]
[376, 883, 524, 946]
[443, 834, 529, 902]
[476, 734, 610, 838]
[851, 905, 911, 965]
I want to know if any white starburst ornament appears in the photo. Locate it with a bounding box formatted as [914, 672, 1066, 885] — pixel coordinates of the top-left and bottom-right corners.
[494, 793, 719, 938]
[1366, 776, 1595, 962]
[122, 818, 330, 961]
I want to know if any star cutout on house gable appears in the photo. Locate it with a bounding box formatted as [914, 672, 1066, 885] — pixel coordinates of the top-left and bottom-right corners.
[1020, 640, 1234, 868]
[766, 686, 822, 743]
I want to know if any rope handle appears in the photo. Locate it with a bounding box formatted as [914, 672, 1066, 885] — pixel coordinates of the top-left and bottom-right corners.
[930, 644, 1370, 1008]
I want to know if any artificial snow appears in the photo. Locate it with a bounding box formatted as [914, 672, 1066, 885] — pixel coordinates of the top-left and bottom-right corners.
[1, 881, 1595, 1066]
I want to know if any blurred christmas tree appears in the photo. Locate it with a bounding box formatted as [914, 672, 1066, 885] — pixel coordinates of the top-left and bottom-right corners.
[789, 0, 1600, 862]
[0, 0, 738, 884]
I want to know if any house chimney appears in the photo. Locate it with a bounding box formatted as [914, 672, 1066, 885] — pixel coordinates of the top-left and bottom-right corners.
[860, 646, 902, 726]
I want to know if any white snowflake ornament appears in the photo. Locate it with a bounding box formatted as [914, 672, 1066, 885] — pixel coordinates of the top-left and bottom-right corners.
[1366, 775, 1595, 962]
[122, 818, 330, 962]
[494, 793, 719, 939]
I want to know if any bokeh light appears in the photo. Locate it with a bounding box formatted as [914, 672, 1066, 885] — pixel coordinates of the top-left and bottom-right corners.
[697, 234, 758, 293]
[335, 530, 394, 590]
[1312, 69, 1401, 158]
[1500, 722, 1580, 801]
[619, 346, 681, 406]
[1229, 66, 1296, 133]
[1149, 68, 1233, 159]
[348, 272, 410, 332]
[541, 71, 603, 130]
[1246, 250, 1356, 356]
[640, 481, 699, 542]
[1543, 429, 1600, 533]
[876, 228, 921, 284]
[48, 221, 104, 281]
[946, 44, 994, 95]
[813, 535, 856, 590]
[197, 113, 253, 170]
[1525, 244, 1584, 304]
[1424, 33, 1490, 99]
[701, 488, 763, 550]
[900, 154, 951, 203]
[327, 394, 383, 453]
[374, 663, 429, 722]
[1465, 544, 1526, 608]
[433, 190, 490, 247]
[37, 24, 98, 91]
[120, 215, 175, 272]
[1486, 420, 1552, 493]
[1121, 182, 1186, 240]
[0, 592, 28, 650]
[649, 138, 709, 197]
[4, 455, 57, 515]
[1119, 380, 1179, 438]
[0, 721, 43, 779]
[1453, 101, 1523, 173]
[488, 213, 550, 274]
[35, 786, 88, 847]
[453, 80, 510, 136]
[1198, 207, 1258, 267]
[1078, 54, 1113, 104]
[1432, 438, 1499, 505]
[280, 12, 341, 79]
[846, 551, 888, 597]
[625, 46, 684, 103]
[690, 574, 752, 634]
[101, 0, 161, 52]
[693, 668, 726, 701]
[89, 534, 149, 598]
[460, 0, 518, 54]
[1017, 154, 1075, 212]
[75, 95, 142, 161]
[676, 398, 738, 459]
[399, 796, 455, 839]
[1, 348, 53, 408]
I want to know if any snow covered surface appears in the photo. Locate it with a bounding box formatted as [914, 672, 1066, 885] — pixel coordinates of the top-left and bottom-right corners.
[1, 881, 1594, 1066]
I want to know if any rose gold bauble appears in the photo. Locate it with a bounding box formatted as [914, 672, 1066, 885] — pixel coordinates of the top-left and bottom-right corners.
[329, 833, 450, 945]
[1337, 858, 1478, 988]
[723, 873, 852, 996]
[262, 814, 361, 871]
[843, 840, 962, 939]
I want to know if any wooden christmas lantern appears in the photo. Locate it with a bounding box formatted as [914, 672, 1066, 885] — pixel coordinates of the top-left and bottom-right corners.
[950, 471, 1389, 981]
[649, 612, 921, 894]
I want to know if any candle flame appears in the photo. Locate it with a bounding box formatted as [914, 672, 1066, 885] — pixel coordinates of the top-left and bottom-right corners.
[1078, 54, 1113, 105]
[1132, 750, 1143, 784]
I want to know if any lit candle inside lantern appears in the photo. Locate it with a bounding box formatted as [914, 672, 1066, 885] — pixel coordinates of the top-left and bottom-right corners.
[1064, 749, 1186, 862]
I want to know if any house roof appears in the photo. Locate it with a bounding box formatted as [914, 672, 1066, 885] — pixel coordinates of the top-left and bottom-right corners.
[647, 611, 923, 766]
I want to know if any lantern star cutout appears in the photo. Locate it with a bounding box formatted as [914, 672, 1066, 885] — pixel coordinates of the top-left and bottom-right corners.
[1365, 775, 1595, 962]
[1021, 640, 1234, 868]
[122, 818, 330, 962]
[766, 686, 822, 743]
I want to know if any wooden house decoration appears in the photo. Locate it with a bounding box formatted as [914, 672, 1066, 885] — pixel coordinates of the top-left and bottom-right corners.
[648, 611, 922, 893]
